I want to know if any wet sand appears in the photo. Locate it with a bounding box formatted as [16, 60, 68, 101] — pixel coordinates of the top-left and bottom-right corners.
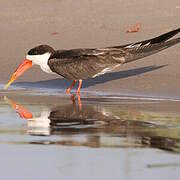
[0, 0, 180, 97]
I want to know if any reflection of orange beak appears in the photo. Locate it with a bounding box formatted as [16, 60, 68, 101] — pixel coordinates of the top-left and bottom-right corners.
[4, 59, 32, 89]
[4, 96, 33, 119]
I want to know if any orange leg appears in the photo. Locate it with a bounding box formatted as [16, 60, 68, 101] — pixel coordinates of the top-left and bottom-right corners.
[77, 93, 82, 110]
[70, 93, 82, 110]
[66, 80, 76, 94]
[76, 79, 82, 94]
[70, 94, 76, 104]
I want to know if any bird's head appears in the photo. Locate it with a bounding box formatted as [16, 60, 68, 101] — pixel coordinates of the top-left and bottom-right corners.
[4, 45, 55, 89]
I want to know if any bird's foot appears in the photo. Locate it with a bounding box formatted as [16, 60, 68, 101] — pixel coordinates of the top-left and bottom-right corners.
[77, 94, 82, 110]
[70, 93, 82, 110]
[70, 94, 76, 104]
[66, 88, 71, 94]
[76, 90, 80, 95]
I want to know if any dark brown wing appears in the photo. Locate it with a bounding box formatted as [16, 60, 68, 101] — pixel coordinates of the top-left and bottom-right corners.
[48, 48, 126, 80]
[48, 28, 180, 80]
[112, 27, 180, 49]
[114, 28, 180, 63]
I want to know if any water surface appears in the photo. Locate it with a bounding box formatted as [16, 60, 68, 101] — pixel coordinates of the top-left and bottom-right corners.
[0, 91, 180, 180]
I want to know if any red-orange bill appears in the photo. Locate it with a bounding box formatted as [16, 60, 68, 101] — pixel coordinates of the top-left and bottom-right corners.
[4, 59, 32, 89]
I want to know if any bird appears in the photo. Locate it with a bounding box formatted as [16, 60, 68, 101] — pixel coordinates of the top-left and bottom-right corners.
[4, 28, 180, 94]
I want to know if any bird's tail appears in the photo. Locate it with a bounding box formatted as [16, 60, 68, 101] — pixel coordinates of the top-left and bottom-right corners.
[122, 28, 180, 63]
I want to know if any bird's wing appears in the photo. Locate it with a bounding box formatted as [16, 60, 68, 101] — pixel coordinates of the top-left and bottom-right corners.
[48, 28, 180, 80]
[48, 48, 126, 80]
[112, 27, 180, 49]
[112, 27, 180, 63]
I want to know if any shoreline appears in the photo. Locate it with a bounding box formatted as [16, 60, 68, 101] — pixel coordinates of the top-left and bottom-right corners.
[1, 83, 180, 102]
[1, 87, 180, 107]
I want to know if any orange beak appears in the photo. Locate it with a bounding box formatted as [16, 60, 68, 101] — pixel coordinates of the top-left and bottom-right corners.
[4, 59, 32, 89]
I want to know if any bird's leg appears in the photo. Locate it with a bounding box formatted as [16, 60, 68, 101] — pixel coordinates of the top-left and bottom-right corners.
[70, 93, 82, 110]
[66, 80, 76, 94]
[77, 93, 82, 110]
[76, 79, 82, 94]
[70, 94, 76, 105]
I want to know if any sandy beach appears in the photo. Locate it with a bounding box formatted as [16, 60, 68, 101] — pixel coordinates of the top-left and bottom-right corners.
[0, 0, 179, 97]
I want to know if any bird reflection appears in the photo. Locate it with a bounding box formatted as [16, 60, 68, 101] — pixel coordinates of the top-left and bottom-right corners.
[4, 95, 116, 136]
[4, 96, 51, 135]
[4, 96, 180, 152]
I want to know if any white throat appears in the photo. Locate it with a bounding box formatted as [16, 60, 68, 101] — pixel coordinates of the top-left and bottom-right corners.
[26, 52, 54, 74]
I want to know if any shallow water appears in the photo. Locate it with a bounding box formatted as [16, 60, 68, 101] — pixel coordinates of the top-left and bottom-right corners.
[0, 90, 180, 180]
